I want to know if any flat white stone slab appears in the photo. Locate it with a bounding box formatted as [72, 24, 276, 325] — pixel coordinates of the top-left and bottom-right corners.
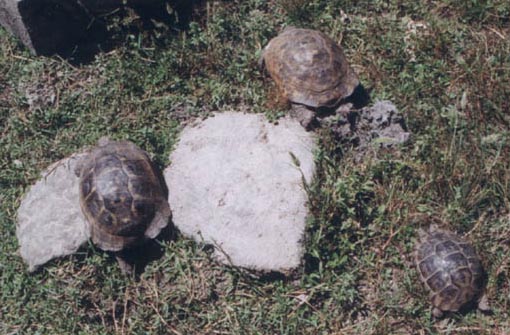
[164, 112, 316, 272]
[16, 153, 90, 272]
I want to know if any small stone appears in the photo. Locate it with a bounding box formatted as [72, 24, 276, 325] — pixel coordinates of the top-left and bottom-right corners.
[164, 112, 316, 272]
[16, 153, 90, 272]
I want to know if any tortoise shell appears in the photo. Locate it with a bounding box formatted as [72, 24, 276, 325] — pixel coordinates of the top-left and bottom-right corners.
[77, 139, 171, 252]
[415, 226, 484, 316]
[261, 27, 359, 108]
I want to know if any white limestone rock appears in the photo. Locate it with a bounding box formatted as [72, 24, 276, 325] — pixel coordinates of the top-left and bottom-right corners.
[16, 153, 89, 272]
[164, 112, 316, 272]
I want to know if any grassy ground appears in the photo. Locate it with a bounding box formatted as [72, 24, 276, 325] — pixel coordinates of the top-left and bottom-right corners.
[1, 1, 510, 334]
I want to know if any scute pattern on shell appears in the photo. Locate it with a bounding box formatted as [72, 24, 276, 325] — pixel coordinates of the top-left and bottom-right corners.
[262, 27, 359, 108]
[415, 227, 484, 313]
[78, 140, 170, 251]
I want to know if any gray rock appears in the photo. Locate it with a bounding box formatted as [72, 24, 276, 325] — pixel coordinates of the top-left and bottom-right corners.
[164, 112, 316, 272]
[16, 153, 89, 272]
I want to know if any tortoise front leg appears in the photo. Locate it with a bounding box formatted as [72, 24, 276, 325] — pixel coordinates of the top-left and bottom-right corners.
[432, 307, 444, 318]
[290, 104, 317, 131]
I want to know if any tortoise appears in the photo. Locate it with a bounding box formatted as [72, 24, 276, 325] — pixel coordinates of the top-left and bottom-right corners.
[75, 138, 171, 273]
[415, 225, 489, 317]
[260, 27, 360, 129]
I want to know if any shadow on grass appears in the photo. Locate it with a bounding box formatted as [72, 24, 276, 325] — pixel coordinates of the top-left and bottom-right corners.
[116, 222, 179, 277]
[53, 1, 197, 65]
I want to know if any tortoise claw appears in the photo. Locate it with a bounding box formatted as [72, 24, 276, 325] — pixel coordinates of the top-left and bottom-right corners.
[115, 254, 134, 275]
[477, 293, 490, 312]
[432, 307, 444, 318]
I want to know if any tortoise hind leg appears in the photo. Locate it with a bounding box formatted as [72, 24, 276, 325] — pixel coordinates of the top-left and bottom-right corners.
[113, 240, 167, 275]
[144, 202, 171, 240]
[115, 253, 134, 275]
[477, 293, 490, 312]
[432, 307, 444, 318]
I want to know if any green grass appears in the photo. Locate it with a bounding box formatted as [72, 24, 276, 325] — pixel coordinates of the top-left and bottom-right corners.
[1, 1, 510, 334]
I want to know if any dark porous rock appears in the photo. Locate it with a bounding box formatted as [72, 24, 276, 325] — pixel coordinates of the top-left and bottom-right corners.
[324, 100, 410, 156]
